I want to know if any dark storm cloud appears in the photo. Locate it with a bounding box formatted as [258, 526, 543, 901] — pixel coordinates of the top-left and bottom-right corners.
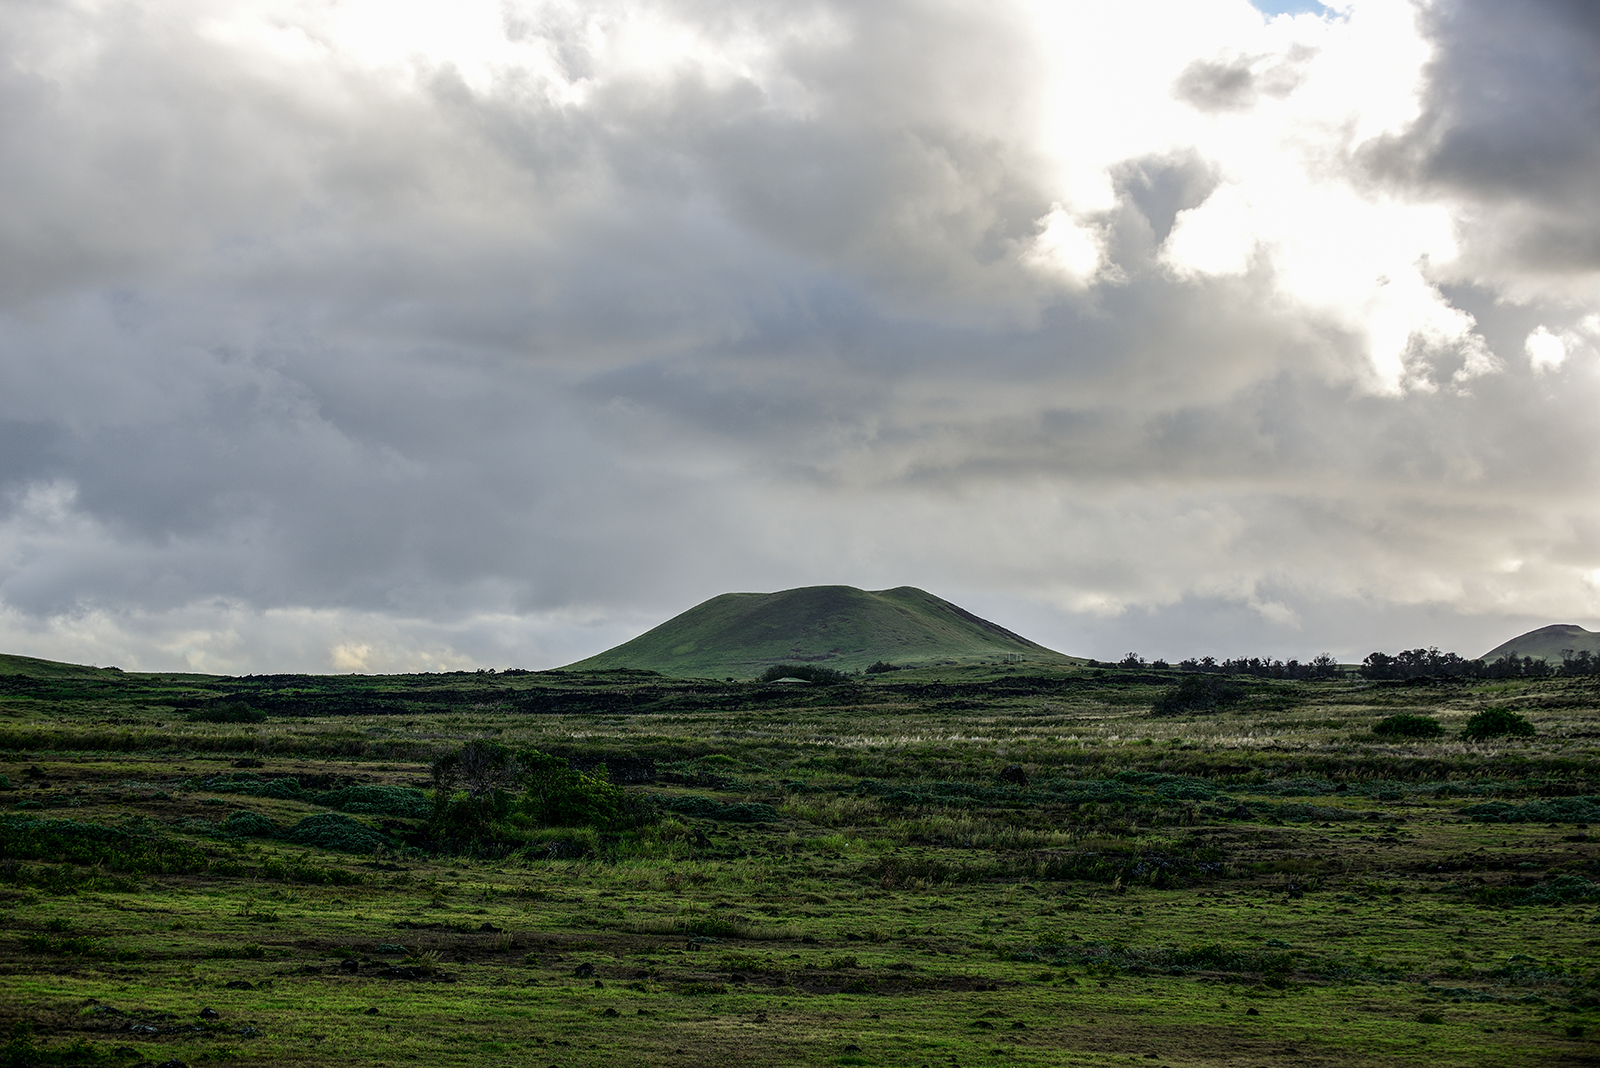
[1378, 0, 1600, 281]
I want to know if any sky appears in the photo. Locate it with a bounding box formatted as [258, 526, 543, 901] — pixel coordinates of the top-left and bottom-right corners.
[1, 0, 1598, 673]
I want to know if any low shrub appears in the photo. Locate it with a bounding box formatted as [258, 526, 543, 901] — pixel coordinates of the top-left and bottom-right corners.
[285, 813, 386, 853]
[1372, 713, 1445, 738]
[223, 810, 277, 837]
[1462, 707, 1536, 741]
[1151, 675, 1245, 715]
[757, 664, 851, 685]
[320, 784, 430, 820]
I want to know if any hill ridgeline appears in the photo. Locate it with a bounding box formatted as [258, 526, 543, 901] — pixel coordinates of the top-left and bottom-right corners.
[1481, 623, 1600, 663]
[562, 585, 1074, 679]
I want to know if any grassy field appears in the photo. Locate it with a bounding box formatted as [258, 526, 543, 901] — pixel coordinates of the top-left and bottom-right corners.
[1, 659, 1597, 1067]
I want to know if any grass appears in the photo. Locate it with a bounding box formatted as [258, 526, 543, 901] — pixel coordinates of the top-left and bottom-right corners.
[0, 659, 1597, 1065]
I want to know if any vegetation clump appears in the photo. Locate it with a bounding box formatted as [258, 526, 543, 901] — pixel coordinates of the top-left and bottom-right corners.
[429, 740, 629, 850]
[758, 664, 851, 685]
[1462, 707, 1536, 740]
[285, 813, 386, 853]
[1151, 674, 1245, 715]
[223, 810, 277, 837]
[1371, 713, 1445, 738]
[320, 784, 430, 820]
[187, 701, 267, 723]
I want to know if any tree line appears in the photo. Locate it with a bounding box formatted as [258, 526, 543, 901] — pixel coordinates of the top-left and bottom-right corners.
[1106, 653, 1342, 679]
[1358, 647, 1600, 680]
[1106, 647, 1600, 680]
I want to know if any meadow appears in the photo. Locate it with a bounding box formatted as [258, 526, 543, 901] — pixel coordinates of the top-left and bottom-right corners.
[1, 658, 1597, 1067]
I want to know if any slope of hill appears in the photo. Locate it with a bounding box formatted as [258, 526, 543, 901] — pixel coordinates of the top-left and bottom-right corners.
[1481, 624, 1600, 663]
[563, 585, 1077, 679]
[0, 652, 125, 678]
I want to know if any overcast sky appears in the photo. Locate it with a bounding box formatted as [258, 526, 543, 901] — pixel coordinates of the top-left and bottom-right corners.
[1, 0, 1597, 673]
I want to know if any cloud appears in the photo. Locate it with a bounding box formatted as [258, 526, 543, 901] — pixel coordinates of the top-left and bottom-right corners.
[0, 0, 1596, 672]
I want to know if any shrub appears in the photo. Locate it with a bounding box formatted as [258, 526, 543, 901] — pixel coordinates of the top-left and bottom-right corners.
[285, 813, 386, 853]
[1151, 675, 1245, 715]
[757, 664, 851, 685]
[527, 760, 624, 828]
[864, 661, 900, 674]
[319, 784, 430, 820]
[1462, 708, 1536, 741]
[430, 743, 630, 843]
[223, 810, 277, 837]
[1372, 713, 1445, 739]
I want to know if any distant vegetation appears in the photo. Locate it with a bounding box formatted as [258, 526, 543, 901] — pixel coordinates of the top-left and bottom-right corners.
[1371, 713, 1445, 739]
[1361, 647, 1600, 680]
[756, 664, 851, 685]
[1110, 653, 1341, 679]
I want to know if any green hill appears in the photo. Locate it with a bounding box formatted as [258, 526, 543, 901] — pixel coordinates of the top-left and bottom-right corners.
[563, 585, 1077, 679]
[1481, 624, 1600, 663]
[0, 652, 126, 678]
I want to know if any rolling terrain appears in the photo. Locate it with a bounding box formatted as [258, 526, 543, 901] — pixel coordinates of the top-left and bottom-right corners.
[0, 656, 1596, 1067]
[562, 584, 1077, 678]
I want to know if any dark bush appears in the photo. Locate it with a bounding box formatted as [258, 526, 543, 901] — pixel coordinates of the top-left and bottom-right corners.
[864, 661, 900, 674]
[285, 813, 386, 853]
[1152, 674, 1245, 715]
[1372, 713, 1445, 738]
[319, 784, 430, 820]
[1462, 707, 1536, 741]
[223, 810, 277, 837]
[757, 664, 851, 685]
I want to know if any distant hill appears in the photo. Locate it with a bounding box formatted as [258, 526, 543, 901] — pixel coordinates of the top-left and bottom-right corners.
[563, 585, 1077, 679]
[0, 652, 125, 678]
[1481, 624, 1600, 663]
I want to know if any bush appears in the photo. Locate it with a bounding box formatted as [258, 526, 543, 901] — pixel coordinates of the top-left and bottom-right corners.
[223, 810, 277, 837]
[259, 777, 305, 799]
[864, 661, 900, 674]
[429, 743, 630, 844]
[525, 757, 624, 828]
[1151, 675, 1245, 715]
[757, 664, 851, 685]
[1462, 707, 1536, 741]
[319, 784, 430, 820]
[1372, 713, 1445, 739]
[285, 813, 386, 853]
